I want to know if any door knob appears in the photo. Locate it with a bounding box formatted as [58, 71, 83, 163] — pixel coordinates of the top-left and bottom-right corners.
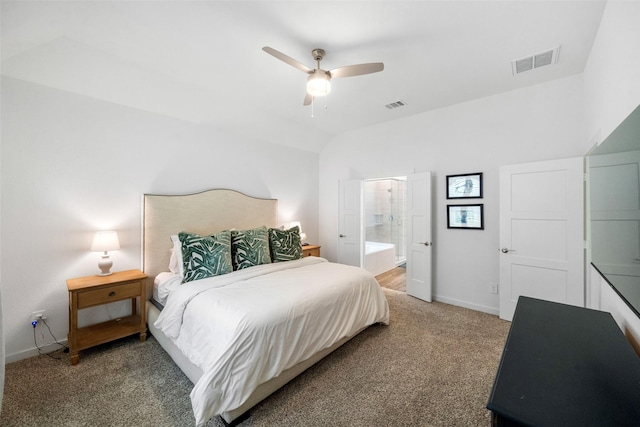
[419, 242, 430, 246]
[500, 248, 514, 253]
[339, 234, 347, 238]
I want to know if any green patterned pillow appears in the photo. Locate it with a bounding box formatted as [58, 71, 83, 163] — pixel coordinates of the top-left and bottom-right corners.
[231, 226, 272, 270]
[179, 230, 233, 283]
[268, 226, 303, 263]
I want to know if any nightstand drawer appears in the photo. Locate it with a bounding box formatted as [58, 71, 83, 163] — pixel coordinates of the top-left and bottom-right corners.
[302, 245, 321, 257]
[77, 281, 141, 309]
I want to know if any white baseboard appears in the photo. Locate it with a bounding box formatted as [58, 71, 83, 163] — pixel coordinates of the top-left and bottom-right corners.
[5, 340, 68, 364]
[434, 295, 500, 316]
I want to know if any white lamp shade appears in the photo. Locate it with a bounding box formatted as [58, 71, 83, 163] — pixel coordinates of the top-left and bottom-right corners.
[287, 221, 307, 244]
[306, 72, 331, 97]
[287, 221, 302, 233]
[91, 231, 120, 252]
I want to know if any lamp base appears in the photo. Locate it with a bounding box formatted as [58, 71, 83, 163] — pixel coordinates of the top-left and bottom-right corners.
[97, 255, 113, 276]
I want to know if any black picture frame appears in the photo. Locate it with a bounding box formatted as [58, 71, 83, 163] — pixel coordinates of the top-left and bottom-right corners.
[447, 204, 484, 230]
[446, 172, 483, 199]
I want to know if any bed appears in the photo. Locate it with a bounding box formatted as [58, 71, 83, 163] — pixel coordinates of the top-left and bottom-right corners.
[142, 189, 389, 426]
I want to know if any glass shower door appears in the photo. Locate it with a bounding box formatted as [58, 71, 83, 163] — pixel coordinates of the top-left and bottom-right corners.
[364, 177, 406, 265]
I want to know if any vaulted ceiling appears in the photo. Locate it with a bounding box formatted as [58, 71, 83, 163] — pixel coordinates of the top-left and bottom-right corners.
[1, 1, 607, 152]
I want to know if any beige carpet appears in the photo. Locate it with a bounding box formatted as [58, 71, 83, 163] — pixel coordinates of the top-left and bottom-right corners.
[1, 289, 510, 426]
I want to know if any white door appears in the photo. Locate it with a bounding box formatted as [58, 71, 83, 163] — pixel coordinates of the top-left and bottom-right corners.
[499, 157, 584, 320]
[338, 179, 363, 267]
[406, 172, 433, 302]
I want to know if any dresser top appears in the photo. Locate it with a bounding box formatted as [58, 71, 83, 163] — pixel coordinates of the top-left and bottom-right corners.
[66, 269, 147, 291]
[487, 296, 640, 426]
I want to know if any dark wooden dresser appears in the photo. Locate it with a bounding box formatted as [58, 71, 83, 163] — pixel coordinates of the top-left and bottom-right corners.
[487, 296, 640, 426]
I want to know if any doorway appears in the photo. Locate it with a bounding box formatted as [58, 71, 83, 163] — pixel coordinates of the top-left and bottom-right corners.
[339, 172, 432, 301]
[363, 177, 407, 277]
[499, 157, 584, 321]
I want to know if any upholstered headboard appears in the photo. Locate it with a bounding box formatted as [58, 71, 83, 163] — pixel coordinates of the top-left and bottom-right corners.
[142, 189, 278, 295]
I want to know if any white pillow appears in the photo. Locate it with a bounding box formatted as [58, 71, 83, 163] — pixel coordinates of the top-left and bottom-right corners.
[168, 234, 184, 278]
[153, 272, 182, 306]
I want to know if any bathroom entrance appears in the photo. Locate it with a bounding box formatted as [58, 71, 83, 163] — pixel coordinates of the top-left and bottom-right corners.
[339, 172, 432, 301]
[363, 177, 407, 276]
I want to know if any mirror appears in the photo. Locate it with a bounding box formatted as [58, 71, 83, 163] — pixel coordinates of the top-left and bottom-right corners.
[588, 104, 640, 316]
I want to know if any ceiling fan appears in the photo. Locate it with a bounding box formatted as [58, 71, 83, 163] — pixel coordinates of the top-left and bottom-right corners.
[262, 46, 384, 106]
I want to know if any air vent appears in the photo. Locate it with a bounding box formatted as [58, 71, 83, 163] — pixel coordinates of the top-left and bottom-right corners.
[511, 46, 560, 75]
[385, 100, 407, 110]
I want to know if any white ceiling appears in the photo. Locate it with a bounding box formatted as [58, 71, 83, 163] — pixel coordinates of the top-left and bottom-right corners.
[1, 1, 607, 152]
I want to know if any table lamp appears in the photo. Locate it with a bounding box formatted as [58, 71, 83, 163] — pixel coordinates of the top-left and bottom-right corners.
[91, 230, 120, 276]
[288, 221, 307, 245]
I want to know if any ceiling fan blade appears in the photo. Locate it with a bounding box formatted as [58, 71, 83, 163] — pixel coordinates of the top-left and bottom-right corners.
[262, 46, 313, 74]
[329, 62, 384, 78]
[303, 92, 313, 106]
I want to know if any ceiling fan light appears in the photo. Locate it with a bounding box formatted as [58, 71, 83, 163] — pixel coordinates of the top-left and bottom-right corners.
[307, 73, 331, 97]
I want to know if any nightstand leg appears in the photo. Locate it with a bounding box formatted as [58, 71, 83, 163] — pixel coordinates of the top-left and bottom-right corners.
[139, 293, 146, 342]
[69, 291, 79, 366]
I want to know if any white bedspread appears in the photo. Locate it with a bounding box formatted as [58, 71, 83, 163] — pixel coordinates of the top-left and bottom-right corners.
[154, 257, 389, 426]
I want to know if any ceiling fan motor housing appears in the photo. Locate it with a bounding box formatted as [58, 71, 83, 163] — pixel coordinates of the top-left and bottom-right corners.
[311, 48, 326, 61]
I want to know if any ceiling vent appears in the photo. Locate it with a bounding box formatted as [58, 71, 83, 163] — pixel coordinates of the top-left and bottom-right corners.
[385, 100, 407, 110]
[511, 46, 560, 75]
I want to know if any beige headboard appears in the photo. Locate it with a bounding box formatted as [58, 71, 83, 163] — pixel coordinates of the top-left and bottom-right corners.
[142, 189, 278, 294]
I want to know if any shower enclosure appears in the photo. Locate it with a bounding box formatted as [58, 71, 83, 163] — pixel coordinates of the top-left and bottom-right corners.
[363, 177, 407, 275]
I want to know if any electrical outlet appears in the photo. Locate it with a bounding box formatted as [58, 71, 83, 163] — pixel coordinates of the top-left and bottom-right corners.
[490, 284, 498, 294]
[30, 310, 47, 325]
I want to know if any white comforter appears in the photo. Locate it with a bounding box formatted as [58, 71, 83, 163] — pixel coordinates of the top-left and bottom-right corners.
[154, 257, 389, 426]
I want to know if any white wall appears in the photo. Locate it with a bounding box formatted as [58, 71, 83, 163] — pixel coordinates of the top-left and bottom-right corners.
[319, 74, 586, 315]
[583, 1, 640, 343]
[583, 0, 640, 149]
[0, 77, 319, 361]
[0, 104, 4, 409]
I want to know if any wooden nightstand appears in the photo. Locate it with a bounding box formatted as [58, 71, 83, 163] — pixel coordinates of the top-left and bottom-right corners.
[67, 269, 148, 365]
[302, 245, 321, 257]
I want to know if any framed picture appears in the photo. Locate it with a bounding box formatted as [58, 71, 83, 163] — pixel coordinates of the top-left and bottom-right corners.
[446, 172, 483, 199]
[447, 204, 484, 230]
